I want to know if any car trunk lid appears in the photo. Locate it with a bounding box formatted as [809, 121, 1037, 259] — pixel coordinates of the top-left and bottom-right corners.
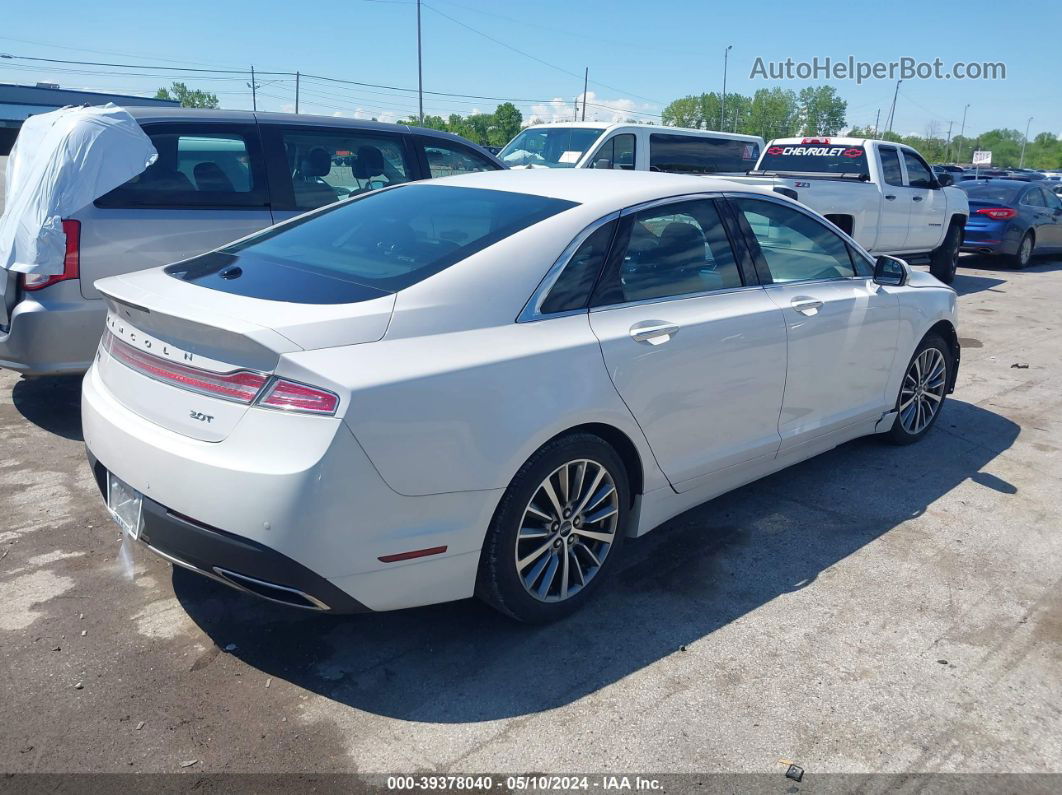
[94, 267, 394, 441]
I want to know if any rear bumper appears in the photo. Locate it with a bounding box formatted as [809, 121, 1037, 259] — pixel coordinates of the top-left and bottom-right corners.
[89, 451, 367, 612]
[961, 223, 1021, 256]
[81, 361, 500, 613]
[0, 281, 103, 375]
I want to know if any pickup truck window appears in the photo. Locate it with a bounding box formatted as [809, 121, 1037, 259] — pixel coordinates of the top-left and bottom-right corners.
[879, 147, 905, 187]
[734, 198, 855, 284]
[757, 144, 868, 177]
[902, 151, 935, 188]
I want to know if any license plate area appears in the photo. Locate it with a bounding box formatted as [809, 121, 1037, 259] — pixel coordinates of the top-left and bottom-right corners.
[106, 472, 144, 539]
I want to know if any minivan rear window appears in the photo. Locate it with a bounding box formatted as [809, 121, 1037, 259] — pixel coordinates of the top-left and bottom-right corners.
[166, 184, 578, 302]
[648, 133, 760, 174]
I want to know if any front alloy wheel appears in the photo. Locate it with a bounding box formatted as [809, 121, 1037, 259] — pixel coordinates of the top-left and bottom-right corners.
[888, 334, 950, 445]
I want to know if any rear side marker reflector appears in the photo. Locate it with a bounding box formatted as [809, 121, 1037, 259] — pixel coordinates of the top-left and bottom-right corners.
[102, 330, 339, 415]
[378, 546, 448, 563]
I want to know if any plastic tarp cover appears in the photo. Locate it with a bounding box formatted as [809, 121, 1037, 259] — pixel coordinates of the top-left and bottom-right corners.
[0, 103, 157, 277]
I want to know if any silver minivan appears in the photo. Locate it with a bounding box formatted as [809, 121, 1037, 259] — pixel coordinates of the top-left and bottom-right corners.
[0, 108, 503, 375]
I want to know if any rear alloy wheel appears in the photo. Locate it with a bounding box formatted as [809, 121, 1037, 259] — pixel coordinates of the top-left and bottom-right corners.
[929, 222, 961, 284]
[887, 334, 950, 445]
[1010, 232, 1033, 269]
[477, 434, 629, 622]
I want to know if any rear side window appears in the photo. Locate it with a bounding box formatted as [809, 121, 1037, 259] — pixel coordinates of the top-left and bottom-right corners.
[166, 184, 578, 300]
[421, 140, 498, 178]
[97, 126, 268, 208]
[649, 133, 759, 174]
[276, 129, 412, 210]
[540, 221, 616, 314]
[1021, 188, 1045, 207]
[879, 147, 905, 187]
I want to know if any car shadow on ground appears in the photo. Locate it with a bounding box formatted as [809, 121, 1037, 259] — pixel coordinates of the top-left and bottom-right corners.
[949, 271, 1008, 297]
[175, 399, 1018, 723]
[11, 374, 84, 441]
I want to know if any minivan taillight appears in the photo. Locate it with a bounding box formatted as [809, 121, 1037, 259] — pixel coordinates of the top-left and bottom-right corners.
[23, 220, 81, 291]
[974, 207, 1017, 220]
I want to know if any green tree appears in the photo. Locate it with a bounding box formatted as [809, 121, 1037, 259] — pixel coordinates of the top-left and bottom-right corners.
[661, 95, 704, 128]
[491, 102, 523, 147]
[746, 87, 800, 139]
[796, 85, 846, 136]
[154, 82, 220, 109]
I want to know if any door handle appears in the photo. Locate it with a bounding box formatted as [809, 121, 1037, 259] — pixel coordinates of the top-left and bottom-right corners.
[790, 297, 823, 316]
[913, 195, 924, 202]
[629, 321, 679, 345]
[885, 194, 897, 200]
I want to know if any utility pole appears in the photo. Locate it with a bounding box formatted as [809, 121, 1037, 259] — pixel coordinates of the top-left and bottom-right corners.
[873, 108, 880, 136]
[885, 79, 901, 134]
[249, 65, 257, 111]
[958, 103, 970, 163]
[417, 0, 424, 124]
[1020, 116, 1033, 168]
[720, 44, 733, 130]
[944, 120, 953, 161]
[295, 71, 300, 114]
[581, 67, 588, 121]
[574, 97, 579, 122]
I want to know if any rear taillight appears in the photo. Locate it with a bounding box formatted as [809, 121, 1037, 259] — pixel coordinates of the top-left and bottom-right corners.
[974, 207, 1017, 220]
[23, 220, 80, 291]
[102, 331, 339, 415]
[258, 379, 340, 415]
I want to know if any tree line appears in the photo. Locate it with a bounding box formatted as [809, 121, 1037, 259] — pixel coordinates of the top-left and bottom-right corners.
[154, 80, 1061, 168]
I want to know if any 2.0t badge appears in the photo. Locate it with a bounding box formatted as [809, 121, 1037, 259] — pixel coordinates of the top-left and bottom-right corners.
[189, 410, 214, 424]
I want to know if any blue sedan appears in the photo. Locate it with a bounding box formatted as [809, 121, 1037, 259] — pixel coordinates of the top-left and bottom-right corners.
[957, 180, 1062, 268]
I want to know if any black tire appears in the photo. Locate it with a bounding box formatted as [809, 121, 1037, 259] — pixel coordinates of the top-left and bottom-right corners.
[1008, 231, 1033, 269]
[476, 433, 630, 623]
[886, 333, 952, 445]
[929, 222, 961, 284]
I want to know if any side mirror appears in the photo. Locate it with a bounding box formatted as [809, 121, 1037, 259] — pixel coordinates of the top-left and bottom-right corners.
[593, 158, 613, 170]
[937, 172, 954, 187]
[874, 255, 908, 286]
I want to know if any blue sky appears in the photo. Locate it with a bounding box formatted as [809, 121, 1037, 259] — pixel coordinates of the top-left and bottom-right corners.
[1, 0, 1057, 140]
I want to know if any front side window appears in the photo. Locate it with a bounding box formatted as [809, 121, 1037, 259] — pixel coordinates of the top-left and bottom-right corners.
[902, 150, 935, 188]
[498, 127, 604, 168]
[879, 147, 905, 187]
[165, 184, 577, 302]
[539, 221, 616, 314]
[422, 140, 498, 178]
[734, 198, 855, 283]
[281, 130, 411, 210]
[589, 134, 636, 170]
[594, 199, 740, 305]
[649, 133, 760, 174]
[97, 128, 266, 208]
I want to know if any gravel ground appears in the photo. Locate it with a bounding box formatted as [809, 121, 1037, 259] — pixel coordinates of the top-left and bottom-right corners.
[0, 254, 1060, 779]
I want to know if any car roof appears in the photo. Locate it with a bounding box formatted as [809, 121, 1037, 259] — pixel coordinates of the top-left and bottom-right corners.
[958, 179, 1029, 191]
[123, 107, 501, 159]
[519, 122, 762, 142]
[412, 168, 779, 210]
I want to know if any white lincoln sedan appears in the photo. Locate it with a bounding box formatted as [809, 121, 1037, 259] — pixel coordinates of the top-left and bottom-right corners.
[82, 170, 959, 622]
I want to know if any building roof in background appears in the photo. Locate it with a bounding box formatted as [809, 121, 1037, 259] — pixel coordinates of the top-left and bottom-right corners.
[0, 82, 179, 125]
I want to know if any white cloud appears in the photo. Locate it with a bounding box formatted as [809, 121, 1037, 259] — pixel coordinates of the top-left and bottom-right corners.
[527, 91, 653, 125]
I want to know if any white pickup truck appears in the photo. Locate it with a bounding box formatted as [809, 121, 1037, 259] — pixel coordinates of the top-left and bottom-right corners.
[725, 137, 969, 284]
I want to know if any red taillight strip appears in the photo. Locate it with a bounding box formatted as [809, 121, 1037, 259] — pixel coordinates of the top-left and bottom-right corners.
[103, 331, 267, 404]
[974, 207, 1017, 220]
[23, 219, 80, 291]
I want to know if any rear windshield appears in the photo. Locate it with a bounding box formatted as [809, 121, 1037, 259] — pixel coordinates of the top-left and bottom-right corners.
[958, 183, 1022, 202]
[756, 143, 869, 177]
[648, 133, 760, 174]
[165, 184, 577, 302]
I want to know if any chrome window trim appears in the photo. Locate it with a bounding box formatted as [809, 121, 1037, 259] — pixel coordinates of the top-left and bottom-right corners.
[619, 191, 725, 217]
[517, 211, 621, 323]
[589, 283, 765, 314]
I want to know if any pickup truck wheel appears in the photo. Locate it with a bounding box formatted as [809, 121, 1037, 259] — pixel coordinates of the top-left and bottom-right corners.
[929, 222, 961, 284]
[1009, 232, 1033, 269]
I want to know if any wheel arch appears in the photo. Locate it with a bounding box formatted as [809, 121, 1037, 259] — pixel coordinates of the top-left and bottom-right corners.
[541, 422, 646, 506]
[925, 318, 960, 393]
